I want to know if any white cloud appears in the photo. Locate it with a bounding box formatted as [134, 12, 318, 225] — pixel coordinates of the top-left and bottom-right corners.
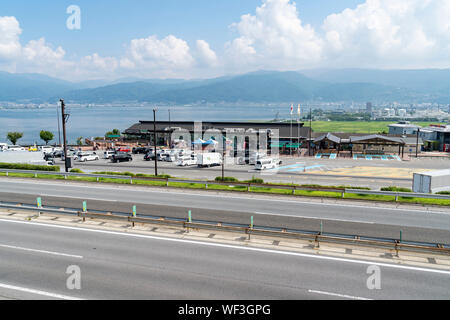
[120, 35, 195, 76]
[0, 16, 22, 62]
[195, 40, 218, 67]
[2, 0, 450, 81]
[225, 0, 324, 71]
[322, 0, 450, 68]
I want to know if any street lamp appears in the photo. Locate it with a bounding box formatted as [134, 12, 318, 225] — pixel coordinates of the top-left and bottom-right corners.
[153, 108, 158, 176]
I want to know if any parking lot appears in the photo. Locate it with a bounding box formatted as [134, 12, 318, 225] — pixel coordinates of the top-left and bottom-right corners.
[53, 150, 450, 189]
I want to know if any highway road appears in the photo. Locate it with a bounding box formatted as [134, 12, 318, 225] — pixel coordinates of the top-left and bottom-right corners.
[0, 218, 449, 300]
[0, 178, 449, 244]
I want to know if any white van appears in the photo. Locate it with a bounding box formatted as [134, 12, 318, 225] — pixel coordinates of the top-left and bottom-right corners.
[7, 145, 25, 151]
[255, 158, 282, 170]
[77, 152, 99, 162]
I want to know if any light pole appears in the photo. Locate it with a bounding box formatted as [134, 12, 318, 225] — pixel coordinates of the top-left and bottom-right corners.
[60, 99, 69, 172]
[153, 109, 158, 176]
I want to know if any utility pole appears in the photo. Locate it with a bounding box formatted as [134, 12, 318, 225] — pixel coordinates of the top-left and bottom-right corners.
[153, 108, 158, 176]
[416, 128, 420, 158]
[60, 99, 69, 172]
[308, 107, 312, 156]
[56, 103, 61, 147]
[222, 135, 225, 180]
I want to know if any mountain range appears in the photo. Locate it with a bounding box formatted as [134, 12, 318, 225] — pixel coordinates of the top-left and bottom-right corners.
[1, 69, 449, 104]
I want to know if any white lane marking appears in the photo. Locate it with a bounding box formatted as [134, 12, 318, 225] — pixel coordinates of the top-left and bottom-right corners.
[1, 218, 450, 276]
[0, 283, 84, 300]
[0, 243, 83, 259]
[2, 178, 449, 215]
[308, 289, 372, 300]
[254, 212, 375, 224]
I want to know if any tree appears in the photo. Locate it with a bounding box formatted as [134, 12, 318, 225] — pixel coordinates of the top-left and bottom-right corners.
[105, 129, 121, 138]
[40, 130, 54, 145]
[76, 137, 84, 146]
[7, 132, 23, 145]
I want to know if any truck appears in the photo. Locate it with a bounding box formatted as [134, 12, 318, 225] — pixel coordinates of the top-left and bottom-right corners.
[413, 169, 450, 193]
[197, 153, 222, 167]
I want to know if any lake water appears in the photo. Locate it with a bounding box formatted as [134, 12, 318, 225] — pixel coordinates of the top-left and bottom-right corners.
[0, 105, 295, 144]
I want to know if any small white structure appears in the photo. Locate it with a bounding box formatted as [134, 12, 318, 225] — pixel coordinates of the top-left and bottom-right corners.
[413, 169, 450, 193]
[197, 153, 222, 167]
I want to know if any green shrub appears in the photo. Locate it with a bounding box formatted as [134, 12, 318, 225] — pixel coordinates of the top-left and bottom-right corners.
[215, 176, 238, 182]
[0, 162, 60, 172]
[381, 186, 412, 192]
[70, 168, 84, 173]
[245, 176, 264, 184]
[436, 191, 450, 195]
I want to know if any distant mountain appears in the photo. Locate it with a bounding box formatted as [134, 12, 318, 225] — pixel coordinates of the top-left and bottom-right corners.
[54, 70, 439, 104]
[0, 72, 78, 102]
[1, 69, 449, 104]
[301, 68, 450, 95]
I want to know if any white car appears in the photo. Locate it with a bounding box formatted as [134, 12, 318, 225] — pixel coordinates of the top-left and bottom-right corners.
[103, 150, 116, 159]
[255, 158, 282, 170]
[77, 152, 99, 162]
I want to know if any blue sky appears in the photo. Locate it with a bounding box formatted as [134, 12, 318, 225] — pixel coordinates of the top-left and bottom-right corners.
[0, 0, 448, 81]
[1, 0, 364, 58]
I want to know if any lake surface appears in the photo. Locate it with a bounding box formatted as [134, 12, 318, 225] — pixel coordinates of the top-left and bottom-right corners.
[0, 105, 295, 144]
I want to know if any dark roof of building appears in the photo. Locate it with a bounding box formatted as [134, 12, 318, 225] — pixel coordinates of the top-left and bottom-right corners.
[350, 134, 404, 144]
[314, 133, 341, 144]
[124, 121, 310, 139]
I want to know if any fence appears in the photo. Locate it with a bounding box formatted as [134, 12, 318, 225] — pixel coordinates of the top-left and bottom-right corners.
[1, 168, 450, 201]
[0, 200, 448, 256]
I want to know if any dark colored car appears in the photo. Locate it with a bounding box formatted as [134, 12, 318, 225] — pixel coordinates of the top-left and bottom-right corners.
[111, 152, 133, 163]
[144, 151, 155, 161]
[132, 147, 148, 154]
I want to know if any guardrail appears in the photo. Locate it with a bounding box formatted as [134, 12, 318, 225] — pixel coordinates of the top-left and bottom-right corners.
[0, 200, 448, 255]
[1, 168, 450, 201]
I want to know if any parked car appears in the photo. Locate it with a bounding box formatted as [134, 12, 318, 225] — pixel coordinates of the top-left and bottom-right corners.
[255, 158, 282, 170]
[144, 150, 155, 161]
[103, 150, 116, 159]
[111, 152, 132, 163]
[132, 146, 148, 154]
[77, 152, 100, 162]
[117, 147, 132, 153]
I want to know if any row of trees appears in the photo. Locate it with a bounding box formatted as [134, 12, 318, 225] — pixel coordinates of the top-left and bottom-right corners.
[6, 129, 121, 146]
[6, 131, 54, 145]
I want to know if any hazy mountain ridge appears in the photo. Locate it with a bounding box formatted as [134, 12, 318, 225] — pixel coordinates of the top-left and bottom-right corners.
[0, 69, 449, 104]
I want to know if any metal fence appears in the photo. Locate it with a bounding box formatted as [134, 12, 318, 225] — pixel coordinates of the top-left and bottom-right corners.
[0, 200, 448, 255]
[1, 168, 450, 201]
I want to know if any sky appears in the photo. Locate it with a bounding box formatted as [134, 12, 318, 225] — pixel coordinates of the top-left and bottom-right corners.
[1, 0, 449, 82]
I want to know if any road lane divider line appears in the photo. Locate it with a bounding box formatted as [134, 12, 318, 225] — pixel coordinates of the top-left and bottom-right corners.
[0, 283, 84, 300]
[1, 218, 450, 275]
[0, 243, 83, 259]
[308, 290, 372, 300]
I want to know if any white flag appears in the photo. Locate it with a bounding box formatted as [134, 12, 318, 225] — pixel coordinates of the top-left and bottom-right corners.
[297, 104, 301, 117]
[290, 104, 294, 115]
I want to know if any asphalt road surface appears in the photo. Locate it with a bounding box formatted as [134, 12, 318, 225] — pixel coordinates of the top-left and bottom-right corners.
[0, 178, 449, 244]
[0, 218, 449, 300]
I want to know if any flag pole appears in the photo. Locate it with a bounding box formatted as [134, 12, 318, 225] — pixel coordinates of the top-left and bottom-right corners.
[290, 104, 293, 156]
